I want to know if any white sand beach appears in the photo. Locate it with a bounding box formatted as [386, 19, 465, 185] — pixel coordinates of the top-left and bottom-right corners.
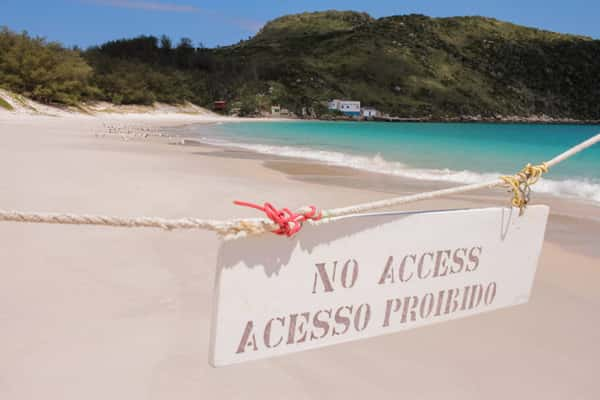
[1, 112, 599, 399]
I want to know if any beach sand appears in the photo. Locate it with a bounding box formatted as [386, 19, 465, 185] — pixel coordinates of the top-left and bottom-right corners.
[0, 113, 599, 399]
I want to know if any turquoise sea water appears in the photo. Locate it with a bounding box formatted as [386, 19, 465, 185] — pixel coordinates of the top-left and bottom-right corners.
[181, 121, 600, 204]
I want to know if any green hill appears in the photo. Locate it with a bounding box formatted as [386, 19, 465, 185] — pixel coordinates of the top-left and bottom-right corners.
[216, 11, 600, 119]
[2, 11, 600, 120]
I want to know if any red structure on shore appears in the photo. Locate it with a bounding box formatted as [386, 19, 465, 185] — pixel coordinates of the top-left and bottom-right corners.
[213, 100, 227, 111]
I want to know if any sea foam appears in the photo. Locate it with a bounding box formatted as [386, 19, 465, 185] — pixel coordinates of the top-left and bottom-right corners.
[198, 137, 600, 205]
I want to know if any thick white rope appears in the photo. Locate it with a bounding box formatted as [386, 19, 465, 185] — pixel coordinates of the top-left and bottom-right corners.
[1, 133, 599, 239]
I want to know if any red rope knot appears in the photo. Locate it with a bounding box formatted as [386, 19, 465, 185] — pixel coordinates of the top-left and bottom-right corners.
[234, 201, 322, 237]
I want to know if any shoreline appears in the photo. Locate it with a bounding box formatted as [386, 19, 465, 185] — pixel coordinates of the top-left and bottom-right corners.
[83, 113, 600, 257]
[318, 115, 600, 125]
[3, 111, 598, 256]
[179, 138, 600, 258]
[168, 120, 600, 208]
[148, 117, 599, 258]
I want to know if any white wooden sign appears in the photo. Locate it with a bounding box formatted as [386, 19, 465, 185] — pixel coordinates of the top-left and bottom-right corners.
[209, 205, 549, 367]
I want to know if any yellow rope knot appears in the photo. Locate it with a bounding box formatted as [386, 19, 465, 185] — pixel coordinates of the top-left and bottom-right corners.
[501, 162, 549, 215]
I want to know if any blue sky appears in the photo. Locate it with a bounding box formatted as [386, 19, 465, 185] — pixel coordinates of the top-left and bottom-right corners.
[2, 0, 599, 48]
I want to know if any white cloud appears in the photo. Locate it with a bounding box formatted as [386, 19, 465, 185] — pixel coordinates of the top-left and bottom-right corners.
[91, 0, 200, 13]
[86, 0, 263, 32]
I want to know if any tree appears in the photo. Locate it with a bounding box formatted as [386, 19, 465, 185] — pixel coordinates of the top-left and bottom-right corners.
[160, 35, 172, 51]
[175, 37, 194, 68]
[0, 27, 94, 104]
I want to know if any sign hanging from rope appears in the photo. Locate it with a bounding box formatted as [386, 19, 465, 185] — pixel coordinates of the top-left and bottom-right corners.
[209, 205, 549, 366]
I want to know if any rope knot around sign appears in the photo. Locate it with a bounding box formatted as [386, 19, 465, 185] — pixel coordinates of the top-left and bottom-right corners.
[501, 162, 549, 214]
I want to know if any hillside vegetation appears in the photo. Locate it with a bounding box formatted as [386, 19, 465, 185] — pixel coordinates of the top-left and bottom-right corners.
[1, 11, 600, 119]
[0, 27, 95, 105]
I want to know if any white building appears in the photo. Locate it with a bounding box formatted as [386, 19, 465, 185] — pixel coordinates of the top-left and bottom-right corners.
[271, 105, 290, 117]
[328, 99, 361, 117]
[361, 107, 379, 118]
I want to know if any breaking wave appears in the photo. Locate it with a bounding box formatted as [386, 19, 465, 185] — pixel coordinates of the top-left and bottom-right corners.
[197, 136, 600, 205]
